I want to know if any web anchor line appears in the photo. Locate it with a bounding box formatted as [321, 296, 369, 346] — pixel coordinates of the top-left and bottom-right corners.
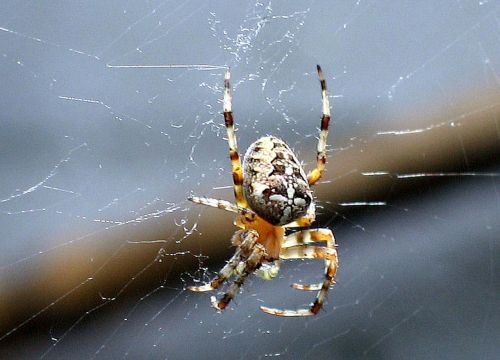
[106, 64, 227, 71]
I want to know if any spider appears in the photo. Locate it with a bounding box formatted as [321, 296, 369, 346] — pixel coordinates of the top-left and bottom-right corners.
[188, 65, 338, 317]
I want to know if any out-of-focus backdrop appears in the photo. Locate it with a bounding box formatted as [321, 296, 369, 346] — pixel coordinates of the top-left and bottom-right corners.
[1, 1, 499, 359]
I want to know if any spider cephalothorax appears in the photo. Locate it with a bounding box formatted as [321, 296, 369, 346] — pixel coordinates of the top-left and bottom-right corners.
[189, 66, 338, 317]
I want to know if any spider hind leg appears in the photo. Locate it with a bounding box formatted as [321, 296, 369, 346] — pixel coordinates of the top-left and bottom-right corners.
[188, 250, 241, 292]
[260, 228, 338, 317]
[211, 230, 267, 311]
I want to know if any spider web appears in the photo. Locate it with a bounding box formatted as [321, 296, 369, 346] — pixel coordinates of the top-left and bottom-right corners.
[1, 1, 499, 359]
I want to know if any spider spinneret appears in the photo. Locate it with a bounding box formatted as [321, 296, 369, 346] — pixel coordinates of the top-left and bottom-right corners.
[188, 65, 338, 317]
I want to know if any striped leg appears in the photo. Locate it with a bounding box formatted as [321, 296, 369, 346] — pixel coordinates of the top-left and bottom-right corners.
[223, 69, 247, 207]
[279, 244, 336, 261]
[211, 230, 266, 311]
[260, 228, 338, 317]
[307, 65, 331, 186]
[188, 196, 256, 220]
[189, 250, 241, 292]
[282, 228, 335, 248]
[283, 228, 336, 291]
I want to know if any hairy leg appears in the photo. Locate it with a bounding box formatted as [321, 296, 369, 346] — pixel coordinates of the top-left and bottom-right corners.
[188, 196, 255, 217]
[188, 250, 241, 292]
[283, 228, 336, 290]
[211, 230, 267, 310]
[260, 228, 338, 317]
[307, 65, 331, 186]
[223, 69, 247, 207]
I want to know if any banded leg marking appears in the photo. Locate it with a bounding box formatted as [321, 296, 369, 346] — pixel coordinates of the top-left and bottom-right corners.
[260, 228, 338, 317]
[211, 230, 266, 311]
[283, 229, 336, 291]
[223, 69, 247, 207]
[189, 251, 241, 292]
[188, 196, 256, 221]
[307, 65, 331, 186]
[280, 245, 336, 261]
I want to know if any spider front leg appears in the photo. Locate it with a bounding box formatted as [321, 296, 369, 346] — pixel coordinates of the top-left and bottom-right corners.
[307, 65, 331, 186]
[188, 196, 256, 223]
[260, 228, 338, 317]
[211, 229, 268, 311]
[223, 69, 247, 208]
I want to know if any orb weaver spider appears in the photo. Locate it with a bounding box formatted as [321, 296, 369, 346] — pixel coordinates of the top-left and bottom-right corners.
[189, 65, 338, 317]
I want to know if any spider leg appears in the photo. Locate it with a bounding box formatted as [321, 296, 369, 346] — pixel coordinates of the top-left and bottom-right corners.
[280, 244, 336, 260]
[223, 69, 247, 208]
[260, 228, 338, 317]
[188, 196, 256, 230]
[188, 196, 256, 219]
[283, 229, 336, 291]
[282, 228, 335, 248]
[188, 250, 241, 292]
[307, 65, 331, 186]
[211, 230, 267, 311]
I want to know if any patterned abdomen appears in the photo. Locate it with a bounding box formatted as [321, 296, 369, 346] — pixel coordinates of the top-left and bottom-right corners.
[243, 136, 312, 225]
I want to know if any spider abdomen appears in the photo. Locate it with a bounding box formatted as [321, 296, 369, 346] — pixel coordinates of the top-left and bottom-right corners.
[243, 136, 312, 225]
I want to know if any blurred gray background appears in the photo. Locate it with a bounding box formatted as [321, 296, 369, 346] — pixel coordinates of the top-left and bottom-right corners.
[0, 1, 499, 359]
